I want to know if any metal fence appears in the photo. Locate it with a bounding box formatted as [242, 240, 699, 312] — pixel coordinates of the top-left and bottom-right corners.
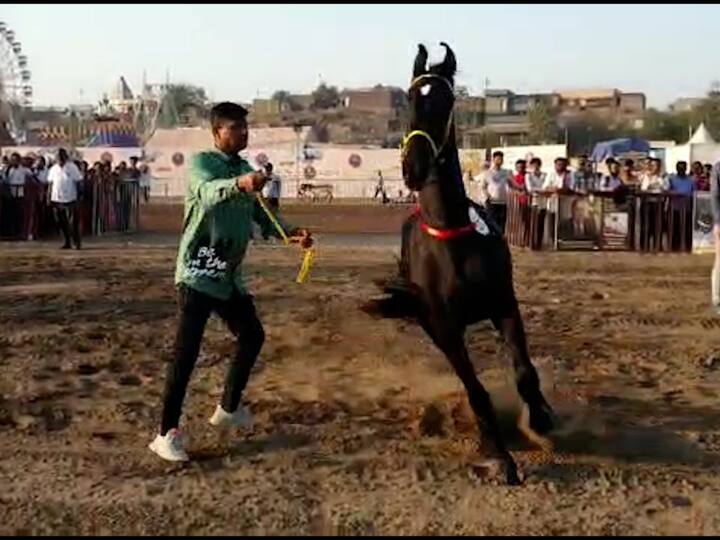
[0, 180, 141, 240]
[505, 189, 697, 253]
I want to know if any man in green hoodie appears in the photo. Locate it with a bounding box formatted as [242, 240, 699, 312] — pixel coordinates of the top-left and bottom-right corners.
[149, 102, 312, 462]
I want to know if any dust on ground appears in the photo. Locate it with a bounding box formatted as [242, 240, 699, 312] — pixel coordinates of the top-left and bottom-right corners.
[1, 239, 720, 535]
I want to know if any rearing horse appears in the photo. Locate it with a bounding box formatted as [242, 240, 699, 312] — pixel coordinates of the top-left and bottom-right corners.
[364, 43, 556, 485]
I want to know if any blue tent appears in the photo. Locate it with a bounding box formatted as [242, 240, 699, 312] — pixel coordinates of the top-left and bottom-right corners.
[86, 123, 140, 148]
[590, 137, 650, 162]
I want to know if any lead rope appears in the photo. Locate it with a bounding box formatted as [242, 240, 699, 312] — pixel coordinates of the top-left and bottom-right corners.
[255, 193, 315, 284]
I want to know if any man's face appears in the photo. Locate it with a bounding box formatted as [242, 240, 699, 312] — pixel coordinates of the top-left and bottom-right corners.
[56, 150, 67, 165]
[130, 158, 138, 168]
[676, 162, 687, 176]
[492, 155, 504, 168]
[609, 162, 620, 176]
[214, 119, 249, 154]
[648, 160, 660, 175]
[516, 161, 526, 174]
[530, 161, 541, 173]
[578, 158, 587, 171]
[692, 162, 703, 176]
[554, 160, 567, 173]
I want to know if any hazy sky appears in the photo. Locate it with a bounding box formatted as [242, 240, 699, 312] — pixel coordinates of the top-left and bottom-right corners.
[3, 4, 717, 108]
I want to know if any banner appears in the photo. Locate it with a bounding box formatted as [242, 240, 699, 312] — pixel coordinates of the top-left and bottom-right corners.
[693, 192, 715, 254]
[556, 194, 602, 250]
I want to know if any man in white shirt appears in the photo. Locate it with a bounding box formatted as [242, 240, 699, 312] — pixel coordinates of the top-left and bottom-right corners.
[542, 157, 573, 192]
[639, 158, 669, 193]
[638, 158, 668, 250]
[478, 150, 513, 232]
[48, 148, 83, 249]
[526, 157, 546, 195]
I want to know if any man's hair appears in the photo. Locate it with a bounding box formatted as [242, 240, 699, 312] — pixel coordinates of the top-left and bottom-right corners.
[554, 157, 567, 164]
[530, 157, 542, 166]
[210, 102, 249, 130]
[605, 157, 617, 166]
[676, 160, 687, 167]
[492, 150, 504, 159]
[265, 162, 274, 173]
[515, 159, 526, 166]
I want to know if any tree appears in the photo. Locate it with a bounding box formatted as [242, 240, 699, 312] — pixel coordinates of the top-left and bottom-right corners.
[158, 84, 208, 128]
[455, 85, 471, 99]
[311, 83, 340, 110]
[527, 101, 559, 144]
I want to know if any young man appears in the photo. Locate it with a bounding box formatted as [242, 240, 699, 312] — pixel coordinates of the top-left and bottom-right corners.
[711, 161, 720, 314]
[5, 152, 32, 239]
[639, 158, 669, 193]
[600, 158, 623, 192]
[526, 157, 546, 194]
[374, 170, 388, 204]
[571, 155, 597, 193]
[149, 102, 312, 462]
[47, 148, 83, 249]
[668, 161, 696, 251]
[638, 158, 668, 250]
[479, 150, 513, 232]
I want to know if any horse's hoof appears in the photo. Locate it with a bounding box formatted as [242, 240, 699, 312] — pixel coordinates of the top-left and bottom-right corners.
[470, 458, 522, 486]
[530, 403, 557, 436]
[519, 404, 555, 451]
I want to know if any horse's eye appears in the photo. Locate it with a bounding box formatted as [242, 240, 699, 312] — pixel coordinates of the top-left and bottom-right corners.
[420, 84, 431, 96]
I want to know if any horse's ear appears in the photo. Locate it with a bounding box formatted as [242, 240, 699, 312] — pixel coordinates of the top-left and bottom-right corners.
[438, 42, 457, 79]
[413, 44, 428, 79]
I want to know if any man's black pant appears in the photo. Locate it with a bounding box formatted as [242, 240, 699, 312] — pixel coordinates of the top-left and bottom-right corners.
[54, 202, 81, 248]
[489, 203, 508, 234]
[160, 285, 265, 435]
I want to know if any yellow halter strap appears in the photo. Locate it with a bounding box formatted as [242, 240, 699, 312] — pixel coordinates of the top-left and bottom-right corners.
[400, 74, 455, 161]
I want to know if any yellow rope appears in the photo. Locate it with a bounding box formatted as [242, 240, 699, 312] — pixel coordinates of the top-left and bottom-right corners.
[255, 193, 315, 284]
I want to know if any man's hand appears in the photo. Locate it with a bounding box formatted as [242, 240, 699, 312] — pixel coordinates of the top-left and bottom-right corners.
[289, 228, 313, 249]
[236, 170, 268, 193]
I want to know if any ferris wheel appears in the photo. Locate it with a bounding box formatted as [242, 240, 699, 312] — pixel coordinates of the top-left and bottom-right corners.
[0, 21, 32, 143]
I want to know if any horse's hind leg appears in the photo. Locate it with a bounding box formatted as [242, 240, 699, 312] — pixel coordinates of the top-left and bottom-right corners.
[492, 308, 556, 436]
[421, 313, 521, 485]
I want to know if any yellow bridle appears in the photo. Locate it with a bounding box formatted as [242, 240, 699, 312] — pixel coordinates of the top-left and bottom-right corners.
[400, 74, 455, 161]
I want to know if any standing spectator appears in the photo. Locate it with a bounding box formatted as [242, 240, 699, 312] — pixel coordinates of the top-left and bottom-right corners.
[620, 159, 637, 186]
[600, 158, 624, 192]
[0, 155, 9, 179]
[510, 159, 530, 244]
[374, 169, 388, 204]
[139, 163, 152, 202]
[48, 148, 83, 250]
[704, 163, 714, 186]
[261, 162, 282, 240]
[711, 160, 720, 314]
[639, 158, 669, 193]
[692, 161, 710, 191]
[571, 155, 597, 193]
[526, 157, 547, 249]
[668, 161, 696, 251]
[638, 158, 668, 250]
[6, 152, 32, 239]
[526, 157, 546, 194]
[22, 156, 42, 241]
[542, 157, 573, 191]
[478, 150, 513, 232]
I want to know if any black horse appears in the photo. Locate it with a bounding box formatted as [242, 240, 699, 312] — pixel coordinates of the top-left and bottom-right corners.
[363, 43, 556, 485]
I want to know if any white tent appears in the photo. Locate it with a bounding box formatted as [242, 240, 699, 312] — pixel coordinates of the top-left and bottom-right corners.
[663, 123, 720, 171]
[688, 123, 715, 145]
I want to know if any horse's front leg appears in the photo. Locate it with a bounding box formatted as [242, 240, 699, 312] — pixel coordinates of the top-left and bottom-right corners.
[492, 307, 556, 439]
[420, 310, 521, 485]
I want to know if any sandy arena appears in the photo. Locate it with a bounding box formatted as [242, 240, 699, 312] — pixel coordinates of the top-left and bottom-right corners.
[1, 204, 720, 535]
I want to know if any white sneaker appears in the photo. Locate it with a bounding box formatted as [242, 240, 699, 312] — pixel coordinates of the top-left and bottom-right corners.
[148, 429, 189, 462]
[208, 404, 254, 429]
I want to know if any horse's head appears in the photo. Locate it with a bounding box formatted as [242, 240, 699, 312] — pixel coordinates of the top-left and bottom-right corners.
[401, 42, 457, 192]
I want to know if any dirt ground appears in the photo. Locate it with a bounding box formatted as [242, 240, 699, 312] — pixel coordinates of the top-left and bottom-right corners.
[1, 234, 720, 535]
